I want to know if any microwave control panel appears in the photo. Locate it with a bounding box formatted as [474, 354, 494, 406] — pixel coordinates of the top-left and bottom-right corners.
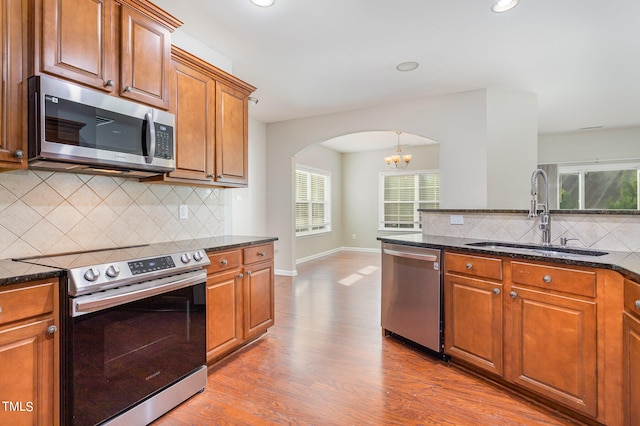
[155, 124, 174, 159]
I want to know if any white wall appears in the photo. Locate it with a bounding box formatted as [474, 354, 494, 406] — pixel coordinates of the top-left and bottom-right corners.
[294, 144, 343, 262]
[342, 145, 440, 251]
[538, 126, 640, 164]
[267, 89, 537, 274]
[486, 89, 538, 208]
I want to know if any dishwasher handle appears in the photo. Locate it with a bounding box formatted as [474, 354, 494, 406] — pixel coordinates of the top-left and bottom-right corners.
[383, 247, 438, 262]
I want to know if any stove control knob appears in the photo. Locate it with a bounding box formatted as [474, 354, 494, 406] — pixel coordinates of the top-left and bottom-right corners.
[193, 251, 204, 262]
[83, 267, 100, 282]
[180, 253, 192, 264]
[106, 265, 121, 278]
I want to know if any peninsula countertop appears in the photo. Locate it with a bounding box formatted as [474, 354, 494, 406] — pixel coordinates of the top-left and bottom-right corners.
[378, 233, 640, 282]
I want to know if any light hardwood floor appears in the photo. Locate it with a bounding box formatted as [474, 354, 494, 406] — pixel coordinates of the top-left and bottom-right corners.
[153, 251, 579, 425]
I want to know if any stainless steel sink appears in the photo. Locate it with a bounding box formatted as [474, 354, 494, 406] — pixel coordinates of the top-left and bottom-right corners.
[465, 241, 608, 257]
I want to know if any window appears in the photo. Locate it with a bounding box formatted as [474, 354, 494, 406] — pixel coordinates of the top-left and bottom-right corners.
[559, 163, 639, 210]
[379, 171, 440, 230]
[295, 166, 331, 236]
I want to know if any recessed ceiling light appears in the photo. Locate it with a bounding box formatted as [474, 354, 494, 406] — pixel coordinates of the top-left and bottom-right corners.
[396, 61, 419, 72]
[250, 0, 275, 7]
[492, 0, 518, 13]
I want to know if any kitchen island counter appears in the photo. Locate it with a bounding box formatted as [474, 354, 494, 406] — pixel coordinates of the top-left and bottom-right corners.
[378, 233, 640, 282]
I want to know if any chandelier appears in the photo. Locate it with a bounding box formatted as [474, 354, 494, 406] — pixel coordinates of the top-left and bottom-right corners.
[384, 131, 412, 169]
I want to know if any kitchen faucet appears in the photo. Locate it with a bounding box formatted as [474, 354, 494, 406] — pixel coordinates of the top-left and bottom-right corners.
[528, 168, 551, 246]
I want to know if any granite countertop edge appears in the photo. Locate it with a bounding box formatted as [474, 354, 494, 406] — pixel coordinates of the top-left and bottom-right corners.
[378, 233, 640, 283]
[0, 235, 279, 288]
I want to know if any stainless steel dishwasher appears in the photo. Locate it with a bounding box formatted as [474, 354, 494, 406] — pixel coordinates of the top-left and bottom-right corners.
[381, 243, 445, 358]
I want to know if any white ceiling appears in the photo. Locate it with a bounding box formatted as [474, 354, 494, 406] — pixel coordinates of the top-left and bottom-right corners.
[151, 0, 640, 139]
[320, 131, 436, 153]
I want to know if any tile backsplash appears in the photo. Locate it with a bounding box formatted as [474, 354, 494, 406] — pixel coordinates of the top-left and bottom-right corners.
[0, 170, 225, 259]
[422, 211, 640, 252]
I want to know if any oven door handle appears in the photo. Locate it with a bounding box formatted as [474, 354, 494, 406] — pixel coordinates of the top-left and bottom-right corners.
[383, 248, 438, 262]
[71, 270, 206, 317]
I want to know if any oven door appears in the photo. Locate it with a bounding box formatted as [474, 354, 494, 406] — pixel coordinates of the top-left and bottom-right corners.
[65, 273, 206, 426]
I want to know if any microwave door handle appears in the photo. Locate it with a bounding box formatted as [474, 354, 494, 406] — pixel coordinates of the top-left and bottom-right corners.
[144, 112, 156, 164]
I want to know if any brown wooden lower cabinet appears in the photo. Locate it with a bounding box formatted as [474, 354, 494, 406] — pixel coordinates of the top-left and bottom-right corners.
[206, 243, 275, 363]
[623, 312, 640, 426]
[623, 278, 640, 426]
[0, 279, 59, 426]
[444, 252, 623, 425]
[507, 285, 597, 417]
[206, 269, 243, 361]
[243, 260, 275, 340]
[444, 274, 503, 376]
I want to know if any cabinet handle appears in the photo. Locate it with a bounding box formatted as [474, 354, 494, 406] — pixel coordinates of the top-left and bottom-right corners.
[124, 86, 132, 93]
[46, 325, 58, 335]
[543, 275, 552, 283]
[13, 150, 24, 159]
[635, 300, 640, 310]
[0, 307, 2, 314]
[465, 263, 472, 269]
[258, 252, 265, 257]
[220, 259, 228, 266]
[237, 273, 244, 279]
[206, 174, 215, 179]
[509, 291, 517, 299]
[105, 79, 114, 87]
[493, 288, 500, 295]
[246, 271, 252, 276]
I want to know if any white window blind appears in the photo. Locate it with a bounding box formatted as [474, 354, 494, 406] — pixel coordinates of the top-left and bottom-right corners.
[379, 171, 440, 230]
[296, 167, 331, 236]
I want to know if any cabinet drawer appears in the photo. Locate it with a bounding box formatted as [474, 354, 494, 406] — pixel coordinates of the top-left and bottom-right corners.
[207, 250, 242, 274]
[511, 262, 596, 298]
[0, 281, 55, 325]
[243, 244, 274, 265]
[445, 252, 503, 280]
[624, 279, 640, 316]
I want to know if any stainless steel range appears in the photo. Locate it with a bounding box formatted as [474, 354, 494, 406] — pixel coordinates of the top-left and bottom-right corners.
[20, 243, 210, 425]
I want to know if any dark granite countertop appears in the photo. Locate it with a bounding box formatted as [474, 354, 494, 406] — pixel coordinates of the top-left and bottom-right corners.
[417, 208, 640, 215]
[1, 235, 278, 288]
[0, 259, 63, 287]
[378, 233, 640, 282]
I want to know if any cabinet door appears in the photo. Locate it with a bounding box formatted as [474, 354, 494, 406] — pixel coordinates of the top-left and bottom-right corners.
[41, 0, 115, 92]
[0, 318, 55, 426]
[215, 82, 248, 186]
[444, 274, 503, 376]
[624, 312, 640, 426]
[167, 59, 215, 182]
[243, 261, 274, 339]
[507, 286, 597, 417]
[206, 269, 243, 362]
[120, 4, 170, 109]
[0, 0, 26, 169]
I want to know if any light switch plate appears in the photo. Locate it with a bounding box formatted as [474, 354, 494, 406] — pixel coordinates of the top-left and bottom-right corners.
[450, 215, 464, 225]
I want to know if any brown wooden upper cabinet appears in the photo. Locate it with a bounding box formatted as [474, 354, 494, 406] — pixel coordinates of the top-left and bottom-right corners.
[144, 47, 255, 188]
[33, 0, 181, 110]
[0, 0, 26, 170]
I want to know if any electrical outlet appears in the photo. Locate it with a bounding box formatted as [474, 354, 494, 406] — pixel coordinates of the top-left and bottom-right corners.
[450, 215, 464, 225]
[179, 205, 188, 220]
[352, 234, 357, 240]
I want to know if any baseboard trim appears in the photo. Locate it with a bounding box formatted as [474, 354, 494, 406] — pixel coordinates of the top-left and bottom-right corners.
[295, 246, 379, 265]
[275, 269, 297, 277]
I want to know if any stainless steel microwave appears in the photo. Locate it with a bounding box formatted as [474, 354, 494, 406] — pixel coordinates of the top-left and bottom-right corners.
[28, 76, 175, 177]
